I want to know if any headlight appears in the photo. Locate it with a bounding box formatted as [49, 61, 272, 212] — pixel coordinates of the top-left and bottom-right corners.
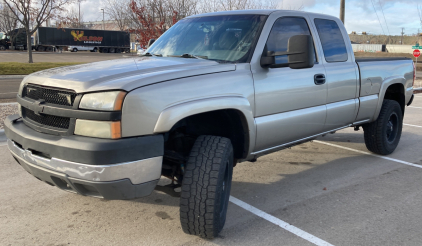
[74, 119, 121, 139]
[79, 91, 126, 111]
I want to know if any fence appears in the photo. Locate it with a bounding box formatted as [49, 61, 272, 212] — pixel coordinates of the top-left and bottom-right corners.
[385, 45, 414, 54]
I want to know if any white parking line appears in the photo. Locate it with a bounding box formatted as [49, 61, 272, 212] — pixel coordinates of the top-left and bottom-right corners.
[314, 141, 422, 169]
[0, 92, 17, 95]
[409, 106, 422, 109]
[404, 123, 422, 128]
[0, 142, 7, 147]
[230, 196, 335, 246]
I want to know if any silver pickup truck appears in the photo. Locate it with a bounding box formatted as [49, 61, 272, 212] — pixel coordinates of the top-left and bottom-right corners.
[4, 10, 415, 238]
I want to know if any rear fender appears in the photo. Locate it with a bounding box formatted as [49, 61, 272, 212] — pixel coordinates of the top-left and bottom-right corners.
[373, 77, 405, 121]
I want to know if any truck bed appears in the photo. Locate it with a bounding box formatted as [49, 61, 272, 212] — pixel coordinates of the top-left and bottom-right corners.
[356, 57, 412, 62]
[356, 57, 414, 98]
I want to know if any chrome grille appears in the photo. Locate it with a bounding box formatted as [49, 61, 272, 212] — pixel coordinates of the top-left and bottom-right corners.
[23, 84, 77, 106]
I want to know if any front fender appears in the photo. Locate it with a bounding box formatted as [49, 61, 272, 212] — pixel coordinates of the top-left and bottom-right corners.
[154, 96, 256, 156]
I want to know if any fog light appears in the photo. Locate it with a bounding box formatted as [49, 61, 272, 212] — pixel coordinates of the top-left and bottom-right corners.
[74, 119, 121, 139]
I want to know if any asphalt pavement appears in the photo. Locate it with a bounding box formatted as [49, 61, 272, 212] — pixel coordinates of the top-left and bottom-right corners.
[1, 96, 422, 245]
[0, 76, 24, 99]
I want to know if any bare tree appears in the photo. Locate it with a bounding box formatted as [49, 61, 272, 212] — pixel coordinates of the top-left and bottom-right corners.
[104, 0, 133, 31]
[2, 0, 73, 63]
[57, 6, 81, 28]
[199, 0, 280, 13]
[0, 2, 23, 50]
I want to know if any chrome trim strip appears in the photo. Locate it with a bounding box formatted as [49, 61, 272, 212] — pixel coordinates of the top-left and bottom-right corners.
[352, 119, 370, 126]
[7, 139, 162, 184]
[251, 125, 350, 156]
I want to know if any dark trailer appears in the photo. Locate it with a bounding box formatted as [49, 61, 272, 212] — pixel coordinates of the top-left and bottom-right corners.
[34, 27, 130, 53]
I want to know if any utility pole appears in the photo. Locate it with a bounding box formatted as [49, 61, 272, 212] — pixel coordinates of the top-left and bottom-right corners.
[340, 0, 345, 23]
[101, 9, 105, 30]
[401, 27, 405, 45]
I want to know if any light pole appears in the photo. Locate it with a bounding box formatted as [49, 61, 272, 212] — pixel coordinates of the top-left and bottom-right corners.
[78, 0, 85, 28]
[79, 0, 81, 27]
[101, 9, 105, 30]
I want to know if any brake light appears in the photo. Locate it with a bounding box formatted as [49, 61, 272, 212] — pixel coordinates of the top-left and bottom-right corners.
[413, 62, 416, 87]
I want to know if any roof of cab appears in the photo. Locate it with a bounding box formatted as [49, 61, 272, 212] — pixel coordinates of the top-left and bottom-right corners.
[186, 9, 339, 22]
[186, 9, 282, 18]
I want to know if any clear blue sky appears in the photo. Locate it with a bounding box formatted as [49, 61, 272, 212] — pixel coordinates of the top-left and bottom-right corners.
[77, 0, 422, 36]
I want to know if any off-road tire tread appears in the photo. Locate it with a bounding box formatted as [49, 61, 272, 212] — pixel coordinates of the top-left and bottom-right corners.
[363, 99, 402, 155]
[180, 135, 233, 239]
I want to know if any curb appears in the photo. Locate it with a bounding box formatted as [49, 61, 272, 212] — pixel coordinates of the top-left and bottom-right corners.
[0, 102, 18, 106]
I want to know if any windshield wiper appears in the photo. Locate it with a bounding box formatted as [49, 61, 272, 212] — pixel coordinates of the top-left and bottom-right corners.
[141, 52, 162, 57]
[168, 54, 208, 59]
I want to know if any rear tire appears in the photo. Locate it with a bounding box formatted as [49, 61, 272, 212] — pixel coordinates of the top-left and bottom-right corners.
[363, 99, 403, 155]
[72, 48, 78, 52]
[180, 135, 233, 239]
[0, 45, 5, 50]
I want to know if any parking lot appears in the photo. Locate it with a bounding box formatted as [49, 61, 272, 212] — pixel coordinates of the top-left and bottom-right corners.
[0, 95, 420, 245]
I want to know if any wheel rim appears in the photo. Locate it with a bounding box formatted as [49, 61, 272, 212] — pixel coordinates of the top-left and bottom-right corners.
[219, 160, 229, 219]
[386, 112, 398, 143]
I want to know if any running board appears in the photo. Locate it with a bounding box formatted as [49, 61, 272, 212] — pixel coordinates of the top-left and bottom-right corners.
[251, 124, 360, 157]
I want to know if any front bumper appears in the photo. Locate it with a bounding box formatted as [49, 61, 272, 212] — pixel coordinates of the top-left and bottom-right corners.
[5, 115, 164, 200]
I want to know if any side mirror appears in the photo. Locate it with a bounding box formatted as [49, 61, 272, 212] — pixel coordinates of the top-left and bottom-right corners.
[260, 35, 315, 69]
[147, 39, 155, 48]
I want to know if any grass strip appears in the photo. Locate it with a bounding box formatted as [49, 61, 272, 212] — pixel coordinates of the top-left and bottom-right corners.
[0, 62, 85, 75]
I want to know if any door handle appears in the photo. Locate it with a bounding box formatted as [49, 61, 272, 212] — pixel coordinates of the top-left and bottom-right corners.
[314, 74, 326, 85]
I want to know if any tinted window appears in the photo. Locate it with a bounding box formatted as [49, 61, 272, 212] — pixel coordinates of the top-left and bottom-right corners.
[147, 15, 266, 63]
[314, 19, 348, 62]
[266, 17, 315, 64]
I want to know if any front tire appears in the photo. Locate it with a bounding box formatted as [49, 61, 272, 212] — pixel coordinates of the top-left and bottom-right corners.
[180, 135, 233, 239]
[72, 48, 78, 52]
[363, 99, 403, 155]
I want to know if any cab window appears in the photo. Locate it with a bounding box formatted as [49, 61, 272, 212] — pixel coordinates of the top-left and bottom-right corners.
[314, 19, 348, 62]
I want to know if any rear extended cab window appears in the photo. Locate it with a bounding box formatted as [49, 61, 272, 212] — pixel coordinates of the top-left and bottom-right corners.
[314, 19, 348, 62]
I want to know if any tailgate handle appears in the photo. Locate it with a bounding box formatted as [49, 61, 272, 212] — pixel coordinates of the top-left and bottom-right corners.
[314, 74, 326, 85]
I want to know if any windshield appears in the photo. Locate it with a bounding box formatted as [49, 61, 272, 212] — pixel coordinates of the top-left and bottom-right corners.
[147, 15, 267, 63]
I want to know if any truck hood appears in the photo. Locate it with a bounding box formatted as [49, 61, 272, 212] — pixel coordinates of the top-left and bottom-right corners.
[20, 57, 236, 94]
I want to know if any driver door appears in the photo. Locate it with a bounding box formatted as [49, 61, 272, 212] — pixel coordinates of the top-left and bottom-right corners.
[252, 14, 327, 153]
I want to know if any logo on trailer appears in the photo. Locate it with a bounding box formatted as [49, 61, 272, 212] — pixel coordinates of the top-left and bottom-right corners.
[71, 30, 103, 44]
